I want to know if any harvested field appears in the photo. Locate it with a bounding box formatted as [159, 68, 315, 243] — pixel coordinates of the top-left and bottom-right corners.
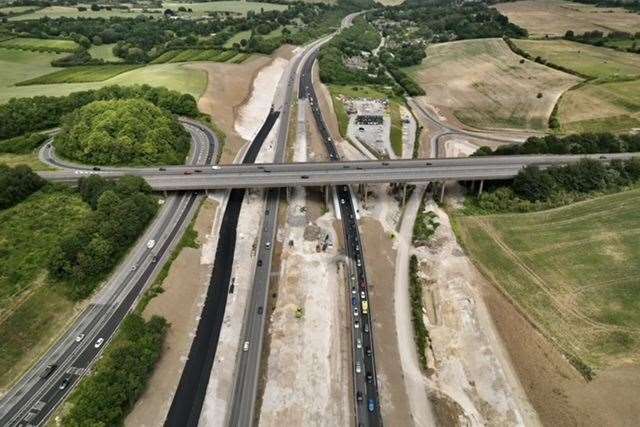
[494, 0, 640, 38]
[514, 39, 640, 81]
[452, 188, 640, 371]
[405, 38, 581, 131]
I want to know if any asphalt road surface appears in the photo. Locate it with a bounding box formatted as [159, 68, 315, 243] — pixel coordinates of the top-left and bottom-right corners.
[0, 121, 218, 427]
[297, 29, 382, 427]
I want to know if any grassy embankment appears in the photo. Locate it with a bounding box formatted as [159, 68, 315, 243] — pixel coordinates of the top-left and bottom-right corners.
[404, 38, 581, 131]
[0, 188, 90, 389]
[513, 39, 640, 133]
[453, 188, 640, 376]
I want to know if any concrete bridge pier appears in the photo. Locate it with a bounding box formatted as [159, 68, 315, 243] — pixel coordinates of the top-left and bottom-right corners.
[478, 179, 484, 196]
[439, 180, 446, 203]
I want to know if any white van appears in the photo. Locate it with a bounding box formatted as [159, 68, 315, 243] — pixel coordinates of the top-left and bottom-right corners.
[147, 239, 155, 249]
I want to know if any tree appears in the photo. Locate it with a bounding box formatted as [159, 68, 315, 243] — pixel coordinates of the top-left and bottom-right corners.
[512, 166, 556, 201]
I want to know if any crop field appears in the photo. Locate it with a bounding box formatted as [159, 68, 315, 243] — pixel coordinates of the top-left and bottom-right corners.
[514, 39, 640, 81]
[17, 64, 141, 85]
[453, 188, 640, 370]
[224, 30, 252, 48]
[0, 62, 207, 103]
[88, 43, 122, 62]
[0, 189, 89, 388]
[405, 38, 582, 131]
[8, 5, 151, 20]
[512, 39, 640, 132]
[164, 1, 286, 17]
[150, 49, 242, 64]
[0, 37, 78, 53]
[494, 0, 640, 38]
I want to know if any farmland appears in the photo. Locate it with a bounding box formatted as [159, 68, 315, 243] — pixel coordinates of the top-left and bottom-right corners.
[88, 43, 122, 62]
[494, 0, 640, 38]
[164, 1, 286, 16]
[17, 64, 141, 85]
[405, 38, 581, 131]
[453, 188, 640, 371]
[0, 37, 78, 53]
[0, 47, 63, 88]
[8, 5, 151, 20]
[151, 49, 243, 64]
[513, 39, 640, 82]
[0, 62, 207, 103]
[513, 39, 640, 132]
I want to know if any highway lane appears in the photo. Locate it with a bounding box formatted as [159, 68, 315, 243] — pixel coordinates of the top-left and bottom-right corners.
[39, 153, 640, 190]
[297, 23, 382, 427]
[0, 121, 218, 427]
[227, 31, 335, 426]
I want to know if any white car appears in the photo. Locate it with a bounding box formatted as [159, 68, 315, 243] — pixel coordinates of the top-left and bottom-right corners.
[353, 308, 359, 317]
[355, 362, 362, 374]
[75, 333, 85, 342]
[356, 338, 362, 349]
[243, 341, 250, 352]
[211, 165, 220, 170]
[147, 239, 155, 249]
[94, 338, 104, 348]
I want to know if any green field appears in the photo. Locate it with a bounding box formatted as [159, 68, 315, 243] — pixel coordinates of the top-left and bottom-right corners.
[0, 153, 52, 170]
[604, 39, 640, 51]
[224, 30, 252, 48]
[0, 5, 38, 14]
[88, 43, 122, 62]
[17, 64, 141, 85]
[513, 39, 640, 82]
[0, 37, 78, 53]
[0, 62, 207, 103]
[0, 188, 89, 388]
[453, 189, 640, 371]
[150, 48, 241, 64]
[165, 1, 286, 17]
[0, 47, 64, 88]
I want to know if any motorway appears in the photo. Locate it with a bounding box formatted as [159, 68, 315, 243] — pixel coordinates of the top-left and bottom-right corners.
[0, 121, 219, 426]
[299, 42, 383, 427]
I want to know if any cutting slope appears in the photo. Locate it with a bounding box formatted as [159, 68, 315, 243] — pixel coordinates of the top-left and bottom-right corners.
[406, 38, 581, 131]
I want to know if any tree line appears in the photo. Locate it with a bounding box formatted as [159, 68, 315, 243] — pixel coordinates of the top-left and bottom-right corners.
[0, 84, 199, 140]
[62, 313, 168, 426]
[0, 163, 46, 210]
[48, 175, 158, 299]
[473, 132, 640, 156]
[564, 30, 640, 54]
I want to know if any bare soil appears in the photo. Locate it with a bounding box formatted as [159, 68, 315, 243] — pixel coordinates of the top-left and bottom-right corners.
[125, 198, 218, 427]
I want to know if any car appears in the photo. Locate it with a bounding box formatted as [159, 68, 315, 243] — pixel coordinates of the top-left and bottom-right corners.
[59, 375, 71, 390]
[131, 264, 137, 271]
[211, 165, 220, 170]
[147, 239, 155, 249]
[365, 346, 372, 357]
[366, 372, 373, 384]
[243, 341, 250, 352]
[425, 162, 432, 166]
[355, 361, 361, 373]
[340, 198, 345, 204]
[266, 209, 270, 215]
[92, 166, 101, 171]
[350, 274, 355, 282]
[363, 323, 369, 334]
[301, 175, 309, 179]
[351, 297, 357, 306]
[94, 338, 104, 348]
[368, 399, 376, 413]
[356, 259, 361, 267]
[264, 169, 271, 173]
[159, 167, 166, 171]
[356, 338, 362, 349]
[382, 162, 389, 166]
[265, 241, 271, 249]
[356, 391, 363, 402]
[40, 364, 57, 379]
[599, 155, 607, 160]
[194, 169, 202, 173]
[361, 300, 368, 315]
[257, 259, 263, 267]
[151, 256, 158, 263]
[351, 286, 356, 295]
[183, 171, 192, 175]
[75, 333, 85, 342]
[360, 291, 366, 299]
[353, 308, 359, 317]
[354, 320, 360, 329]
[257, 306, 264, 315]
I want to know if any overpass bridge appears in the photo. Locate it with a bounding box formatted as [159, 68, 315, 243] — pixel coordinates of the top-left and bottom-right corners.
[39, 153, 639, 191]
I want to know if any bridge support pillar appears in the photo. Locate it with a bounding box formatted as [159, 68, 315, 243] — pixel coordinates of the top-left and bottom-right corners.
[363, 184, 368, 209]
[439, 181, 446, 203]
[163, 190, 168, 198]
[478, 180, 484, 197]
[324, 186, 331, 208]
[402, 184, 407, 208]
